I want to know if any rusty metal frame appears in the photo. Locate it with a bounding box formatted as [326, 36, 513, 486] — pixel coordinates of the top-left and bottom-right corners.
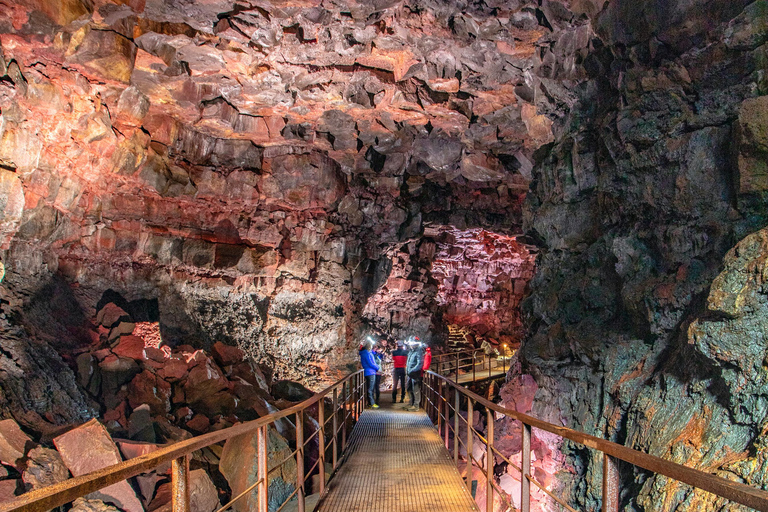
[425, 371, 768, 512]
[1, 370, 365, 512]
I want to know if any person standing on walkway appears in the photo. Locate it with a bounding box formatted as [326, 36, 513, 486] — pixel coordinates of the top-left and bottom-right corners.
[359, 338, 380, 408]
[422, 345, 432, 373]
[391, 340, 408, 403]
[406, 338, 425, 411]
[372, 341, 384, 406]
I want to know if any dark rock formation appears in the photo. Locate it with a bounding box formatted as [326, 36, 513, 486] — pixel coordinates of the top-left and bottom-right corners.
[499, 0, 768, 509]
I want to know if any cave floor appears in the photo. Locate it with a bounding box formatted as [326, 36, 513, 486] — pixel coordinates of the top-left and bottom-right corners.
[314, 394, 478, 512]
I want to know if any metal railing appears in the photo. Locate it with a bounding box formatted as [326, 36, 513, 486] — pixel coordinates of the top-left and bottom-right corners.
[432, 348, 511, 383]
[422, 371, 768, 512]
[1, 370, 366, 512]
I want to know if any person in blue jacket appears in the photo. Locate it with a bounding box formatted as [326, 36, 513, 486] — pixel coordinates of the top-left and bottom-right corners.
[359, 338, 380, 408]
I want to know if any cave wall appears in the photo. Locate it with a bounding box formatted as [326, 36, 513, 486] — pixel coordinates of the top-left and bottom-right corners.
[504, 0, 768, 509]
[0, 0, 595, 435]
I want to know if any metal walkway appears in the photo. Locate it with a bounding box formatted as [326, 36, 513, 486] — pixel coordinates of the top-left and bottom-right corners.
[314, 395, 479, 512]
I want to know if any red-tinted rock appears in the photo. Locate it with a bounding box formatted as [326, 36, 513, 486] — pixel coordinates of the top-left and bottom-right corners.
[184, 359, 229, 405]
[220, 426, 296, 512]
[158, 357, 188, 382]
[96, 303, 131, 329]
[128, 370, 171, 415]
[109, 321, 136, 342]
[185, 414, 210, 434]
[0, 419, 33, 469]
[112, 335, 146, 360]
[116, 440, 161, 461]
[0, 479, 20, 501]
[144, 346, 166, 363]
[148, 481, 171, 512]
[53, 419, 143, 512]
[211, 342, 244, 367]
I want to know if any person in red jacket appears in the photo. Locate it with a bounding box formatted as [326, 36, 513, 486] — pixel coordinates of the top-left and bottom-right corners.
[391, 340, 408, 403]
[422, 346, 432, 373]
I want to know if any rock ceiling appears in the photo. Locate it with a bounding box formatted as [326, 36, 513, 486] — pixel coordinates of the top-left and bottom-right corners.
[0, 0, 595, 383]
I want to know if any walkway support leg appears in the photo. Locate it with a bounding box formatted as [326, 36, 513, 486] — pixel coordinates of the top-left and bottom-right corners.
[603, 454, 620, 512]
[332, 387, 339, 470]
[455, 351, 459, 383]
[296, 410, 305, 512]
[466, 399, 474, 487]
[257, 426, 269, 512]
[318, 398, 326, 494]
[521, 423, 531, 512]
[171, 454, 190, 512]
[437, 379, 443, 434]
[443, 384, 449, 449]
[341, 381, 348, 452]
[486, 409, 494, 512]
[453, 387, 460, 466]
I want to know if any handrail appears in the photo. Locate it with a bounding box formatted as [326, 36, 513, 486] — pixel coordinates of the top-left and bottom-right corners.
[1, 370, 366, 512]
[423, 371, 768, 512]
[432, 348, 510, 383]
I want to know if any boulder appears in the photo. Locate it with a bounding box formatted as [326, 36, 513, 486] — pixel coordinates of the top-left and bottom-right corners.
[185, 414, 210, 434]
[53, 419, 143, 512]
[0, 419, 33, 469]
[220, 426, 297, 512]
[128, 404, 156, 443]
[211, 342, 245, 367]
[271, 380, 313, 402]
[99, 355, 141, 409]
[0, 479, 20, 501]
[22, 447, 70, 490]
[109, 321, 137, 342]
[189, 469, 219, 512]
[128, 371, 172, 415]
[70, 497, 122, 512]
[112, 336, 147, 360]
[158, 357, 189, 381]
[96, 303, 132, 329]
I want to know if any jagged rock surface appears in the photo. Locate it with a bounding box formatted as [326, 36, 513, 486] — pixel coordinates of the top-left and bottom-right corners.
[500, 0, 768, 510]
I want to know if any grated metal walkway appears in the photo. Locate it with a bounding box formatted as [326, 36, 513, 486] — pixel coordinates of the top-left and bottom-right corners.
[314, 396, 479, 512]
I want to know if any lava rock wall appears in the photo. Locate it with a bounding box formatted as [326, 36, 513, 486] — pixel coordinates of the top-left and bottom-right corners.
[504, 0, 768, 509]
[0, 0, 579, 437]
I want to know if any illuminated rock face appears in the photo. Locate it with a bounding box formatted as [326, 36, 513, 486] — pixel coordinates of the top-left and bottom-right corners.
[431, 227, 536, 343]
[0, 0, 587, 427]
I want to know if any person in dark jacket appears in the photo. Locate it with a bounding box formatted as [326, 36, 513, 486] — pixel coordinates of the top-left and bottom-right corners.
[359, 338, 380, 408]
[372, 341, 384, 406]
[391, 340, 408, 403]
[405, 338, 425, 411]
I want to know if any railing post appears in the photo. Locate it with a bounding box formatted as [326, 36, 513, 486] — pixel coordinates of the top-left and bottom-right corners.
[443, 384, 450, 449]
[318, 397, 326, 494]
[472, 352, 476, 382]
[603, 453, 620, 512]
[453, 387, 460, 466]
[437, 379, 443, 433]
[455, 351, 460, 383]
[171, 454, 190, 512]
[296, 410, 305, 512]
[486, 409, 494, 512]
[257, 425, 269, 512]
[332, 387, 339, 470]
[342, 381, 348, 451]
[521, 423, 531, 512]
[466, 398, 474, 487]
